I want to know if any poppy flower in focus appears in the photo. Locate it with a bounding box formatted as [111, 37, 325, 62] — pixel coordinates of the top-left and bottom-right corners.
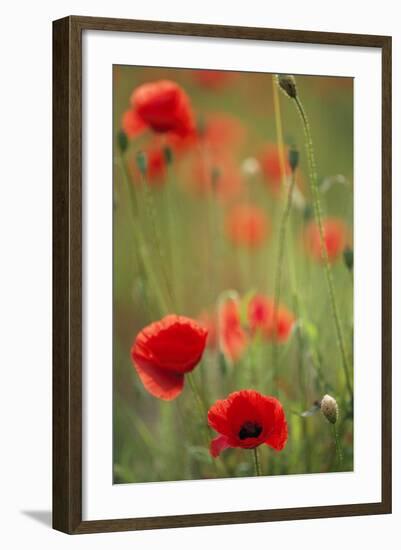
[208, 389, 288, 457]
[248, 295, 295, 343]
[304, 218, 349, 263]
[225, 205, 270, 248]
[129, 80, 196, 138]
[219, 299, 248, 362]
[259, 144, 291, 195]
[193, 70, 237, 90]
[131, 315, 208, 400]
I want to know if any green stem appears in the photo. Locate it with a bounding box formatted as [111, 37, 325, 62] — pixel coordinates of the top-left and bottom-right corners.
[252, 447, 262, 476]
[187, 372, 225, 477]
[272, 169, 297, 384]
[118, 155, 169, 316]
[141, 174, 175, 312]
[332, 424, 343, 467]
[292, 293, 312, 473]
[293, 96, 353, 403]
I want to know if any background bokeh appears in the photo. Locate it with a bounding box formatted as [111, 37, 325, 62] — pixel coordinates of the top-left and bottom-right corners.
[113, 66, 353, 484]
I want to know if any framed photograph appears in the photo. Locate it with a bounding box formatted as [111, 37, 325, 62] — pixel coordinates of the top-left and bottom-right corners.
[53, 16, 392, 534]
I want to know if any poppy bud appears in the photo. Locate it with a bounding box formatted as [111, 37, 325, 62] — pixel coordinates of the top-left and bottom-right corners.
[320, 394, 338, 424]
[117, 130, 128, 153]
[277, 74, 298, 99]
[288, 146, 299, 172]
[343, 246, 354, 271]
[136, 150, 147, 176]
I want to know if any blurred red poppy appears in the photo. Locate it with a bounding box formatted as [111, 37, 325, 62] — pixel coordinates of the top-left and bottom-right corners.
[129, 80, 196, 138]
[272, 305, 296, 342]
[248, 295, 274, 335]
[122, 109, 147, 139]
[208, 389, 288, 457]
[201, 113, 246, 153]
[304, 217, 348, 263]
[225, 205, 270, 248]
[131, 315, 208, 400]
[248, 295, 295, 343]
[259, 143, 291, 195]
[219, 299, 247, 362]
[193, 70, 237, 90]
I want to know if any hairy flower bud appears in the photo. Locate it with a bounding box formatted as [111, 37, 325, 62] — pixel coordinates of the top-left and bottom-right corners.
[277, 74, 298, 99]
[320, 394, 338, 424]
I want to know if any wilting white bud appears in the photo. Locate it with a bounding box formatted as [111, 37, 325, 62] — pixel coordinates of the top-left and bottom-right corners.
[320, 394, 338, 424]
[241, 157, 260, 176]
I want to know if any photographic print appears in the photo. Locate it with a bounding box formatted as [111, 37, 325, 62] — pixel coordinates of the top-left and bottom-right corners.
[113, 66, 354, 484]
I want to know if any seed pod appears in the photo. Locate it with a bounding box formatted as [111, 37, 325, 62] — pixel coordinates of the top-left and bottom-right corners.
[320, 394, 339, 424]
[288, 146, 299, 172]
[343, 246, 354, 271]
[277, 74, 298, 99]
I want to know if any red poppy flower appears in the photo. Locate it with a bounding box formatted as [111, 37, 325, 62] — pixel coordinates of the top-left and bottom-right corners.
[225, 205, 270, 248]
[121, 109, 147, 139]
[259, 144, 291, 195]
[218, 299, 248, 362]
[272, 305, 296, 342]
[131, 315, 208, 400]
[248, 295, 295, 343]
[208, 390, 288, 457]
[304, 218, 348, 263]
[193, 70, 237, 90]
[248, 295, 274, 334]
[130, 80, 196, 138]
[201, 113, 246, 153]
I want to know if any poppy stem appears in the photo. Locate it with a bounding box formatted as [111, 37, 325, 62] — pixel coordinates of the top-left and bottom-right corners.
[272, 165, 297, 385]
[141, 173, 175, 312]
[332, 424, 343, 466]
[272, 74, 287, 191]
[118, 153, 170, 316]
[252, 447, 262, 476]
[292, 95, 353, 404]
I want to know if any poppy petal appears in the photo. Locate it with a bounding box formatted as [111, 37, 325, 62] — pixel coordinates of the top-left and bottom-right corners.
[210, 435, 231, 458]
[265, 404, 288, 451]
[133, 360, 184, 400]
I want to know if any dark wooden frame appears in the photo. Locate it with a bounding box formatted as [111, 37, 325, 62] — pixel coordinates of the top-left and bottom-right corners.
[53, 15, 392, 534]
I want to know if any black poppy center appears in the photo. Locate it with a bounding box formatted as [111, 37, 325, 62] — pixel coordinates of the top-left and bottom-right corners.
[238, 421, 262, 440]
